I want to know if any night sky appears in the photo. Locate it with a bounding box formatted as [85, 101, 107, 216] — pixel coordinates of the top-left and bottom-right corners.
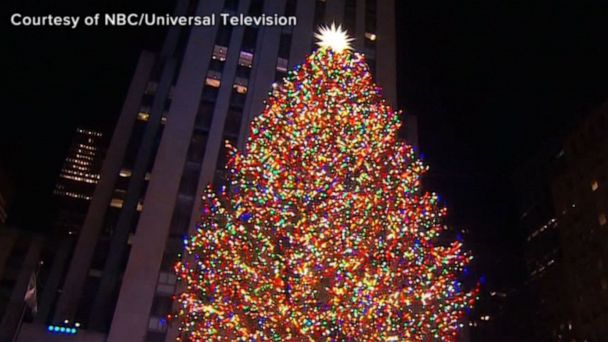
[4, 0, 608, 334]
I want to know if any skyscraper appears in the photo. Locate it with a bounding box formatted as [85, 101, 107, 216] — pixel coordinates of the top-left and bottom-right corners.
[52, 128, 105, 233]
[34, 128, 105, 328]
[22, 1, 409, 341]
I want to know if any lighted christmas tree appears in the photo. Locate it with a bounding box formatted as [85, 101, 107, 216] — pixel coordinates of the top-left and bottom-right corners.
[174, 25, 477, 341]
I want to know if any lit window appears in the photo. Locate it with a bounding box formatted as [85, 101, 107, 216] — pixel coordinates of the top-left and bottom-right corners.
[137, 112, 150, 121]
[599, 213, 607, 226]
[110, 198, 124, 208]
[233, 84, 247, 94]
[238, 51, 254, 67]
[119, 169, 132, 177]
[144, 172, 151, 181]
[161, 115, 167, 125]
[137, 201, 144, 212]
[233, 77, 248, 94]
[148, 317, 167, 332]
[276, 57, 288, 73]
[205, 70, 222, 88]
[591, 180, 599, 191]
[212, 45, 228, 61]
[365, 32, 377, 41]
[205, 77, 221, 88]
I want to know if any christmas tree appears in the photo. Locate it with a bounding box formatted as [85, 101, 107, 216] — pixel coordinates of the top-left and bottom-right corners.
[173, 25, 477, 341]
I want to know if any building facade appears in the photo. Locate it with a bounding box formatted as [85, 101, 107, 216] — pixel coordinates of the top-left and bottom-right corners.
[21, 1, 410, 341]
[549, 101, 607, 341]
[511, 101, 608, 341]
[512, 146, 572, 341]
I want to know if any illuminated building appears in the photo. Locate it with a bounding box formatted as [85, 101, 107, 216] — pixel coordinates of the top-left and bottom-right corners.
[19, 1, 411, 341]
[29, 128, 105, 332]
[52, 128, 105, 232]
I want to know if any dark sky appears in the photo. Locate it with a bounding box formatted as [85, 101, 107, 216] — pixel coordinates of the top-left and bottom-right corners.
[396, 0, 608, 291]
[4, 0, 608, 321]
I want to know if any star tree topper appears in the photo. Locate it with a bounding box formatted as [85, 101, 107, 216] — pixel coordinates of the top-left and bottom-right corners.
[314, 23, 354, 53]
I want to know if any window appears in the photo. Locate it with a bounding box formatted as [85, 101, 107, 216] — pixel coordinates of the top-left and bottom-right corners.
[212, 45, 228, 61]
[233, 77, 248, 94]
[238, 51, 254, 67]
[205, 70, 222, 88]
[137, 111, 150, 122]
[148, 316, 167, 332]
[599, 213, 607, 226]
[110, 198, 123, 208]
[591, 180, 599, 191]
[156, 272, 176, 296]
[276, 58, 288, 73]
[119, 169, 132, 177]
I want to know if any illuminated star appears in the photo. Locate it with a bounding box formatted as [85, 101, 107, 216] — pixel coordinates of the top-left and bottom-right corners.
[314, 23, 354, 53]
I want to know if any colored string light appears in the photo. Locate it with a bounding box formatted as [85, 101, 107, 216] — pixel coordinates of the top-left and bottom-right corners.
[173, 31, 477, 341]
